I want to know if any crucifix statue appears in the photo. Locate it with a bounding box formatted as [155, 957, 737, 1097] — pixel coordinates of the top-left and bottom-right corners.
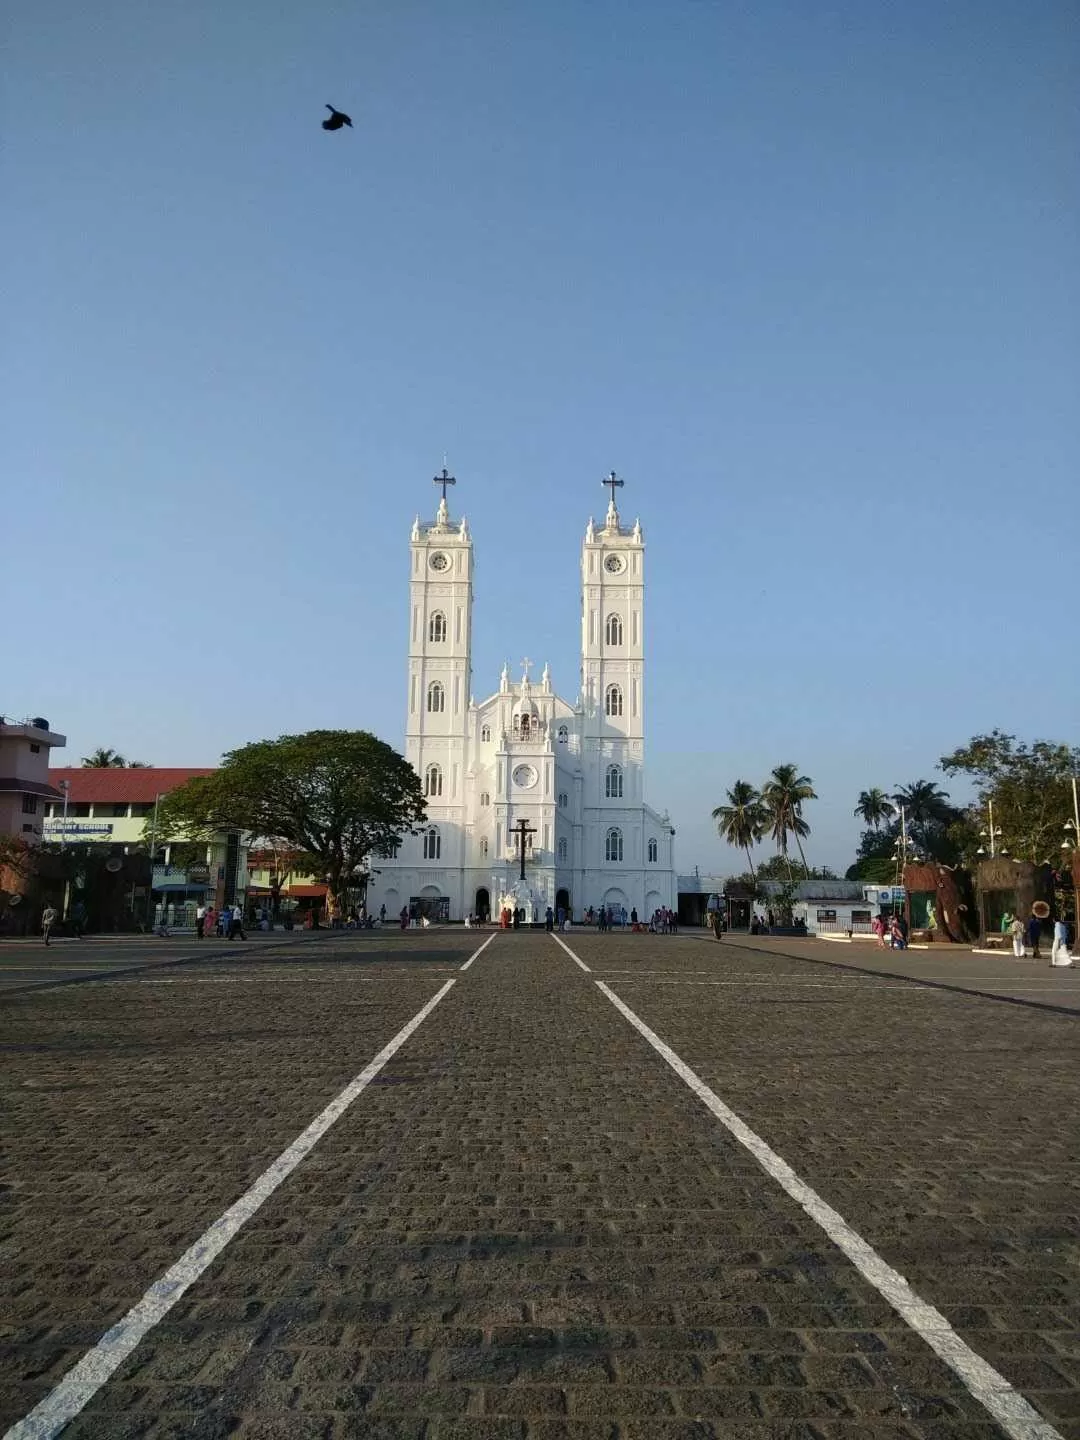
[510, 815, 537, 881]
[602, 470, 624, 505]
[433, 466, 456, 503]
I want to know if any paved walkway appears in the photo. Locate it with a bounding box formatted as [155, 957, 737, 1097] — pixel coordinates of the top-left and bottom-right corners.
[1, 929, 1077, 1438]
[720, 933, 1080, 1013]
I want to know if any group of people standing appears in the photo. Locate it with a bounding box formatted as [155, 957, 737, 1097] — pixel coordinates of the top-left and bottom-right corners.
[194, 903, 246, 940]
[871, 913, 909, 949]
[1005, 911, 1073, 966]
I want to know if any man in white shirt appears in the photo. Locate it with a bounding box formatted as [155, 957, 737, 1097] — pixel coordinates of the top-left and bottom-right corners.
[196, 903, 207, 940]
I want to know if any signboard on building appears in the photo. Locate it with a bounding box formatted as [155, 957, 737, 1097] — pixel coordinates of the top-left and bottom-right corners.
[43, 821, 114, 837]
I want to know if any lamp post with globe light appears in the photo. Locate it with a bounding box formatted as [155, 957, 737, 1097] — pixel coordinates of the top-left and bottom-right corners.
[1061, 776, 1080, 931]
[976, 798, 1008, 859]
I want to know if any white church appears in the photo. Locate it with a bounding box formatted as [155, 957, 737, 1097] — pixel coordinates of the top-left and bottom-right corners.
[367, 471, 676, 925]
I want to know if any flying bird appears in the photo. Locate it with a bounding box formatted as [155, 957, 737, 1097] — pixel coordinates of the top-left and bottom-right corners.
[322, 105, 352, 132]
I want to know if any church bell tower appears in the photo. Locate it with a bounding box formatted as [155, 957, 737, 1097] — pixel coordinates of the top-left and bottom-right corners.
[581, 471, 645, 797]
[406, 469, 473, 860]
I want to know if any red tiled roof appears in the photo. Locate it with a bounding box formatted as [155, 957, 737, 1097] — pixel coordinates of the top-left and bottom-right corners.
[47, 767, 216, 802]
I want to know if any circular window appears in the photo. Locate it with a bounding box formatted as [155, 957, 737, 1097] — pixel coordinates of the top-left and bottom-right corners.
[512, 764, 538, 789]
[604, 553, 624, 573]
[429, 552, 449, 571]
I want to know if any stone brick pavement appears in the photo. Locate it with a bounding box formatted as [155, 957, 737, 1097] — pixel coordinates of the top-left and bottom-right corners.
[1, 930, 1077, 1439]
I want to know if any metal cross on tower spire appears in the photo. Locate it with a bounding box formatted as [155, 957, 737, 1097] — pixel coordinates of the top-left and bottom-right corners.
[602, 470, 624, 505]
[433, 466, 456, 503]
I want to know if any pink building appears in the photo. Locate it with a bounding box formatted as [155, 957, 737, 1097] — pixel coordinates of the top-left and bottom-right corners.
[0, 716, 67, 843]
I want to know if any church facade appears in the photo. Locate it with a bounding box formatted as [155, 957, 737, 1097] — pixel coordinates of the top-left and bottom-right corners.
[367, 476, 676, 925]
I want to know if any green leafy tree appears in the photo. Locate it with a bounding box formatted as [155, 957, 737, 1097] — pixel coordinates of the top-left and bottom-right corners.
[82, 747, 127, 767]
[854, 788, 890, 829]
[939, 731, 1080, 863]
[761, 764, 816, 879]
[892, 779, 953, 828]
[151, 730, 427, 912]
[755, 854, 836, 883]
[81, 748, 149, 768]
[711, 781, 765, 878]
[845, 855, 896, 883]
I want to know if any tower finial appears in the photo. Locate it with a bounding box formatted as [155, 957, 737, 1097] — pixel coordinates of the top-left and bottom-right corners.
[602, 470, 624, 529]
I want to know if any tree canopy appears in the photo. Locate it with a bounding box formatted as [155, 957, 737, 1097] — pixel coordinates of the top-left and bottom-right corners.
[153, 730, 426, 908]
[81, 748, 149, 768]
[939, 730, 1080, 863]
[711, 781, 766, 877]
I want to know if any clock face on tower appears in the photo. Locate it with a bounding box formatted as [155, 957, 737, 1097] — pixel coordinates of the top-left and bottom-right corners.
[512, 764, 538, 789]
[429, 552, 449, 571]
[604, 553, 624, 573]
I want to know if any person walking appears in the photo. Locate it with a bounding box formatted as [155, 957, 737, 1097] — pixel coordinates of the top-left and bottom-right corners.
[195, 902, 207, 940]
[1051, 917, 1074, 967]
[228, 905, 246, 941]
[70, 899, 87, 939]
[1009, 914, 1025, 958]
[42, 904, 58, 946]
[1026, 913, 1042, 960]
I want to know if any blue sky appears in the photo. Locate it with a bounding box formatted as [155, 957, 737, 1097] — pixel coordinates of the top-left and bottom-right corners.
[4, 0, 1077, 873]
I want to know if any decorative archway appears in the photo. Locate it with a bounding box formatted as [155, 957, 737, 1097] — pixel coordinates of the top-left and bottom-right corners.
[555, 887, 570, 918]
[644, 889, 663, 919]
[474, 887, 490, 922]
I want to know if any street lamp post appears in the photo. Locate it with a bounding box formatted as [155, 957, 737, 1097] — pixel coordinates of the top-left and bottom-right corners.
[145, 793, 162, 931]
[1061, 776, 1080, 929]
[977, 798, 1007, 859]
[58, 779, 71, 919]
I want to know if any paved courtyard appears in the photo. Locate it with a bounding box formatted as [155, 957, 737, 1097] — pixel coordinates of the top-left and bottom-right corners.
[1, 928, 1077, 1439]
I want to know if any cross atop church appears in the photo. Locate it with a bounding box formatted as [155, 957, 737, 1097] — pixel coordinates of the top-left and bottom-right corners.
[433, 466, 456, 503]
[602, 470, 624, 505]
[520, 657, 533, 682]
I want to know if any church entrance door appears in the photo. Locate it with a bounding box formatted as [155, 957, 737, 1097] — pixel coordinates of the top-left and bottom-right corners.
[474, 887, 490, 923]
[555, 887, 570, 919]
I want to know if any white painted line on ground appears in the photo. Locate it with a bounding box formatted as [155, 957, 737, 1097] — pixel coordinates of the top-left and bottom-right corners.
[548, 934, 1062, 1440]
[550, 932, 591, 972]
[459, 932, 498, 970]
[3, 973, 463, 1440]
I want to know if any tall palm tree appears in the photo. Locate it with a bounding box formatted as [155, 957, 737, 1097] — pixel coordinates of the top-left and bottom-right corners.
[762, 764, 817, 876]
[82, 747, 127, 768]
[854, 787, 891, 829]
[712, 781, 766, 878]
[892, 779, 952, 826]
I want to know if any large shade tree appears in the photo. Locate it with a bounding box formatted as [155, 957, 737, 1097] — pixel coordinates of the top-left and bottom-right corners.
[940, 731, 1080, 863]
[711, 781, 766, 878]
[152, 730, 426, 913]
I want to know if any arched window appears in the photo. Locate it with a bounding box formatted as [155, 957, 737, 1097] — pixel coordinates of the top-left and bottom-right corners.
[480, 837, 489, 857]
[557, 725, 568, 744]
[604, 684, 623, 717]
[423, 827, 441, 860]
[519, 714, 531, 738]
[605, 764, 623, 799]
[558, 792, 568, 809]
[647, 837, 658, 863]
[428, 611, 447, 643]
[558, 837, 567, 862]
[605, 613, 623, 646]
[480, 724, 491, 742]
[605, 827, 623, 862]
[424, 763, 443, 797]
[480, 792, 490, 807]
[427, 681, 445, 713]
